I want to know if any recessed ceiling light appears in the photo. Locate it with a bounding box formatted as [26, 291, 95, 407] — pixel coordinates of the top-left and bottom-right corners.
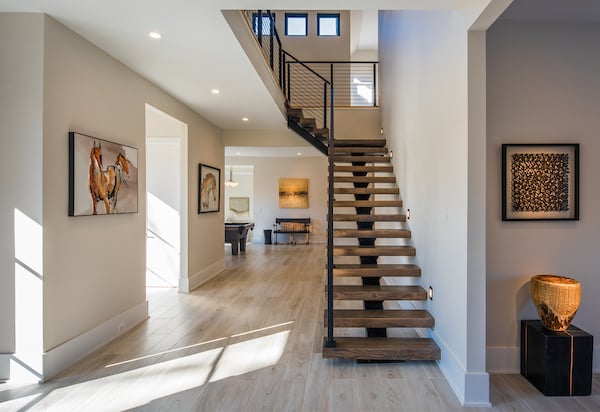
[211, 89, 220, 94]
[242, 117, 249, 122]
[236, 152, 241, 155]
[148, 31, 163, 39]
[297, 152, 302, 155]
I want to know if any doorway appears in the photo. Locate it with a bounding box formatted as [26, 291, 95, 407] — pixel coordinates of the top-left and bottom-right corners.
[145, 105, 188, 291]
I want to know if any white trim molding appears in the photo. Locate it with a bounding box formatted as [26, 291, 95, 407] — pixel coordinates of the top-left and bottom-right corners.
[181, 259, 225, 293]
[434, 332, 492, 407]
[0, 354, 10, 380]
[42, 300, 148, 381]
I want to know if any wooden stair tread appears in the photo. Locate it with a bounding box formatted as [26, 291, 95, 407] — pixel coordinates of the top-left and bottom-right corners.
[331, 285, 426, 301]
[332, 214, 406, 222]
[334, 146, 388, 154]
[324, 309, 434, 328]
[334, 176, 396, 183]
[333, 245, 415, 256]
[333, 139, 387, 147]
[333, 264, 421, 277]
[287, 107, 303, 121]
[334, 187, 399, 195]
[299, 118, 317, 130]
[333, 229, 411, 238]
[313, 128, 329, 139]
[322, 337, 441, 361]
[334, 165, 393, 173]
[334, 200, 403, 208]
[334, 155, 391, 163]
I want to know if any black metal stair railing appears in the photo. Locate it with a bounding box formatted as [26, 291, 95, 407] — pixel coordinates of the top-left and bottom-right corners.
[244, 9, 336, 348]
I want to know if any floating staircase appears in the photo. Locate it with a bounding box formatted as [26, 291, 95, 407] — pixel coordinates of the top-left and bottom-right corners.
[244, 12, 440, 363]
[285, 112, 441, 361]
[322, 138, 440, 361]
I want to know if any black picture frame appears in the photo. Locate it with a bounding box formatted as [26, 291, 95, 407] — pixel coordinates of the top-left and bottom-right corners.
[69, 131, 138, 216]
[198, 163, 220, 213]
[502, 143, 579, 221]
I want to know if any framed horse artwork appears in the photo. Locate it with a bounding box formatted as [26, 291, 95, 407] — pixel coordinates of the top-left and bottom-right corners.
[69, 132, 138, 216]
[198, 163, 220, 213]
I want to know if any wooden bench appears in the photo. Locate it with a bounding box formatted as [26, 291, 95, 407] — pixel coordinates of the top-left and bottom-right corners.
[273, 218, 311, 245]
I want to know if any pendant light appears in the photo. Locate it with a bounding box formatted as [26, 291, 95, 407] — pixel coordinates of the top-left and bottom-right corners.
[225, 166, 239, 187]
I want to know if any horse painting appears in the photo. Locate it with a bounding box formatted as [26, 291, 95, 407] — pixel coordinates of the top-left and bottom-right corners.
[88, 143, 130, 214]
[201, 172, 217, 210]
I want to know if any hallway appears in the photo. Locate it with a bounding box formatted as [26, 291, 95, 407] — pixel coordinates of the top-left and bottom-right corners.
[1, 244, 599, 411]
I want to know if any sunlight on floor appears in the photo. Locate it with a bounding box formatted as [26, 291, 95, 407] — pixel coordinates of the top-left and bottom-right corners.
[2, 324, 292, 411]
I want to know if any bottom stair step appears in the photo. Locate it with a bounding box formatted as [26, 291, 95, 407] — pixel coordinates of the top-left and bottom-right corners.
[322, 337, 441, 361]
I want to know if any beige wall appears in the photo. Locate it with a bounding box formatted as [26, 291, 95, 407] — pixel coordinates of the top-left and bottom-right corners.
[487, 19, 600, 373]
[225, 155, 328, 244]
[379, 10, 489, 405]
[0, 14, 224, 378]
[42, 15, 224, 354]
[273, 10, 351, 61]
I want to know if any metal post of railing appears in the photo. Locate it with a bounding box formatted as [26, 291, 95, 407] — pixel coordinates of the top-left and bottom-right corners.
[373, 63, 377, 107]
[323, 82, 327, 129]
[279, 48, 284, 90]
[257, 10, 263, 46]
[287, 62, 291, 102]
[268, 10, 274, 69]
[325, 80, 335, 348]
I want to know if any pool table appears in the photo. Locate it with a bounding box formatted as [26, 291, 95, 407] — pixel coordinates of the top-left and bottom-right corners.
[225, 222, 254, 255]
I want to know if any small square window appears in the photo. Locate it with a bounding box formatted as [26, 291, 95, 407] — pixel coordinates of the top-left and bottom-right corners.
[285, 13, 308, 36]
[253, 13, 274, 36]
[318, 14, 340, 36]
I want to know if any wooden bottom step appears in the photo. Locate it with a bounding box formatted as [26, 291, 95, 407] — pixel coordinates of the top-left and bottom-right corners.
[322, 337, 441, 361]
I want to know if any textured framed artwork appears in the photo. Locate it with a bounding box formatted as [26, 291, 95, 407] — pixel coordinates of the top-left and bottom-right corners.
[279, 178, 309, 208]
[199, 163, 220, 213]
[502, 144, 579, 221]
[69, 132, 138, 216]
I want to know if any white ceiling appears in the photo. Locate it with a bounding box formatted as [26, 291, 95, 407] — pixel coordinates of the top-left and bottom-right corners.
[0, 0, 499, 134]
[4, 1, 593, 136]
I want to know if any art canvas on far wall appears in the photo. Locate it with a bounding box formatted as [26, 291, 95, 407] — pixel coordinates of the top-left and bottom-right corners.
[229, 197, 250, 219]
[279, 178, 309, 208]
[502, 143, 579, 221]
[69, 132, 138, 216]
[199, 163, 220, 213]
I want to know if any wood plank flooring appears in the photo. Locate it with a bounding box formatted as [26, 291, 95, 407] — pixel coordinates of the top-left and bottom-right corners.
[0, 244, 599, 411]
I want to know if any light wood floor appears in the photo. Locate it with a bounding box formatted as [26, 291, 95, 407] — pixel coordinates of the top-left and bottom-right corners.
[1, 244, 599, 411]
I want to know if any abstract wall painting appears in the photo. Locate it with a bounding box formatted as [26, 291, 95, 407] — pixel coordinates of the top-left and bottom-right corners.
[69, 132, 138, 216]
[279, 178, 309, 208]
[199, 163, 220, 213]
[502, 144, 579, 221]
[229, 197, 250, 218]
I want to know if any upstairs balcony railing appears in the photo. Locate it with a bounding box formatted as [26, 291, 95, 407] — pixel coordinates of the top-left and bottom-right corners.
[244, 10, 378, 133]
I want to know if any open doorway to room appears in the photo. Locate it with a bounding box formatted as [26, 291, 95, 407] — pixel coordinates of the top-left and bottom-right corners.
[145, 105, 188, 292]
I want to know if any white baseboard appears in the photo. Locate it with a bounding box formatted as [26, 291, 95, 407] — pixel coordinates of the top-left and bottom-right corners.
[42, 300, 148, 381]
[0, 354, 9, 380]
[487, 344, 600, 374]
[181, 258, 225, 293]
[432, 331, 491, 407]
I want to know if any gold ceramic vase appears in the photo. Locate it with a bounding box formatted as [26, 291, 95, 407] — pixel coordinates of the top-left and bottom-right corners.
[530, 274, 581, 332]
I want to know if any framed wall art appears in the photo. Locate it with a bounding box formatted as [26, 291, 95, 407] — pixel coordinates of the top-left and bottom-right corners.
[502, 144, 579, 221]
[199, 163, 220, 213]
[69, 131, 138, 216]
[279, 178, 309, 208]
